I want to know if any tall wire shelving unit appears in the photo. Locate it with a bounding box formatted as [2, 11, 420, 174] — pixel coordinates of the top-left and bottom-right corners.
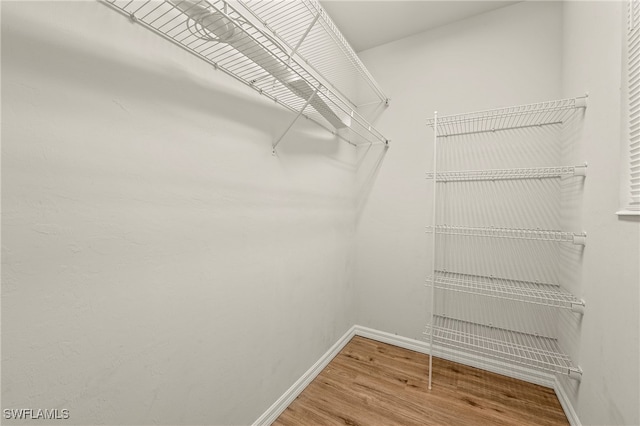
[100, 0, 389, 152]
[424, 96, 588, 389]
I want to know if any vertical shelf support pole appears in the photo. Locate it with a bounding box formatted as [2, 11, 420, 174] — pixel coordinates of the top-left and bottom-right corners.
[272, 84, 321, 154]
[428, 112, 438, 391]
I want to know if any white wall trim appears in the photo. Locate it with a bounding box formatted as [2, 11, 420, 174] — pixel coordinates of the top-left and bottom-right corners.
[554, 377, 582, 426]
[252, 325, 357, 426]
[253, 325, 581, 426]
[354, 325, 555, 388]
[353, 325, 431, 354]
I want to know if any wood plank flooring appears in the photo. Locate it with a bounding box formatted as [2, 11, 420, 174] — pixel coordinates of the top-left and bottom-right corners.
[274, 336, 569, 426]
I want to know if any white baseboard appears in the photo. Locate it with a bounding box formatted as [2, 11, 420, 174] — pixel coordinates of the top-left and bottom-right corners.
[354, 325, 554, 388]
[253, 325, 580, 426]
[554, 377, 581, 426]
[353, 325, 431, 354]
[251, 325, 357, 426]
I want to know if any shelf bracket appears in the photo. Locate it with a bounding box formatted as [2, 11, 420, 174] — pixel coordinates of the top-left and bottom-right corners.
[570, 299, 586, 314]
[272, 84, 321, 154]
[575, 93, 589, 108]
[568, 367, 583, 381]
[573, 162, 588, 177]
[572, 232, 587, 246]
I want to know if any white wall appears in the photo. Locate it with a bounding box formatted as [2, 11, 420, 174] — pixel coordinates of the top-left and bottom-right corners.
[558, 2, 640, 425]
[355, 1, 564, 339]
[1, 2, 359, 424]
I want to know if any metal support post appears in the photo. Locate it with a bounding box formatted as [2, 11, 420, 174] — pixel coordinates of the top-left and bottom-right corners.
[428, 111, 438, 390]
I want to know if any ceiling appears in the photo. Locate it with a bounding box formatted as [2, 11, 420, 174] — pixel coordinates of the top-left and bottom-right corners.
[320, 1, 520, 52]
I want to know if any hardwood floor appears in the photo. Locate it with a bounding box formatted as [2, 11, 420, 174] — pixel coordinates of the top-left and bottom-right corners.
[274, 336, 569, 426]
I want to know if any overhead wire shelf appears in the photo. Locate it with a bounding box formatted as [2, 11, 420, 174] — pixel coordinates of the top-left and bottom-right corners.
[426, 225, 587, 245]
[426, 96, 588, 138]
[101, 0, 388, 147]
[238, 0, 388, 108]
[423, 316, 582, 379]
[426, 271, 585, 311]
[425, 165, 587, 182]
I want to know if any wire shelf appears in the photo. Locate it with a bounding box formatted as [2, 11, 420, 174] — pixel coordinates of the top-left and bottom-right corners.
[426, 225, 587, 245]
[238, 0, 388, 108]
[424, 316, 580, 377]
[426, 271, 584, 310]
[426, 96, 587, 138]
[101, 0, 388, 147]
[425, 165, 587, 182]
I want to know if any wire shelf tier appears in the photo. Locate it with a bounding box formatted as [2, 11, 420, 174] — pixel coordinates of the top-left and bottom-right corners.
[424, 316, 581, 377]
[238, 0, 388, 108]
[426, 225, 587, 245]
[425, 165, 587, 182]
[426, 96, 587, 138]
[101, 0, 388, 147]
[426, 271, 584, 310]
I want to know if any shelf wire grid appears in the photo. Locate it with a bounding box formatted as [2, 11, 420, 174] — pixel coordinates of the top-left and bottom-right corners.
[424, 316, 576, 376]
[238, 0, 388, 107]
[101, 0, 388, 147]
[426, 225, 586, 244]
[425, 165, 586, 182]
[426, 271, 582, 309]
[426, 97, 586, 138]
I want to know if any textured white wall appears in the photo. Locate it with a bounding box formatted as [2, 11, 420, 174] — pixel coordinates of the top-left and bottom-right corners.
[558, 2, 640, 425]
[1, 2, 358, 424]
[355, 1, 564, 340]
